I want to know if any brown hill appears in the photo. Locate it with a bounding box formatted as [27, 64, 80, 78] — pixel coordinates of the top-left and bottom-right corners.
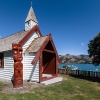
[59, 54, 92, 64]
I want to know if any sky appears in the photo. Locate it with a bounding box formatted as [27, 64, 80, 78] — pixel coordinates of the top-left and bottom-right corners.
[0, 0, 100, 55]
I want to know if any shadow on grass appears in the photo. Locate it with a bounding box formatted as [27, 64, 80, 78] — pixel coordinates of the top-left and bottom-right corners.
[69, 74, 100, 83]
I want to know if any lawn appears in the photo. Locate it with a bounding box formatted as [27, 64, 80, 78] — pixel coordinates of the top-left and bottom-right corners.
[0, 75, 100, 100]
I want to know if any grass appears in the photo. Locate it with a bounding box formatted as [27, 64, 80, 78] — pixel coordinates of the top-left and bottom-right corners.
[0, 75, 100, 100]
[0, 82, 5, 91]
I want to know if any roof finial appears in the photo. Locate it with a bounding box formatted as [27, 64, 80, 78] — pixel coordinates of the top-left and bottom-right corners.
[31, 0, 32, 7]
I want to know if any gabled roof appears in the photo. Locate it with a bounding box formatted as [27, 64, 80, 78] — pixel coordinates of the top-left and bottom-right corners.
[0, 30, 29, 52]
[25, 7, 38, 23]
[0, 25, 42, 52]
[30, 34, 59, 65]
[25, 36, 48, 53]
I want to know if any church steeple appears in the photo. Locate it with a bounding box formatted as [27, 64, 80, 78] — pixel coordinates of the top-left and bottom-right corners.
[25, 6, 38, 31]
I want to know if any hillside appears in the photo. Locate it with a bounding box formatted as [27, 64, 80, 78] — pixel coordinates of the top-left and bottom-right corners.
[59, 54, 92, 64]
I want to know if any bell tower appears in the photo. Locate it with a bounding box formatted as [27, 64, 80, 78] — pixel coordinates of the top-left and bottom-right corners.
[25, 6, 38, 31]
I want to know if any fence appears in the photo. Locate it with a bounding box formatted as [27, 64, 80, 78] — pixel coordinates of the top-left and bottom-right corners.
[58, 68, 100, 78]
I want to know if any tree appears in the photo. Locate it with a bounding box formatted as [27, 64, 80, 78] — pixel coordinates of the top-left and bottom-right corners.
[88, 33, 100, 66]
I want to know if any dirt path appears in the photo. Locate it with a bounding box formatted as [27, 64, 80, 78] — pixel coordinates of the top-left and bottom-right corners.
[1, 81, 40, 94]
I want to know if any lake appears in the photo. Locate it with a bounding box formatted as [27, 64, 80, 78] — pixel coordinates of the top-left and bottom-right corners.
[58, 64, 100, 72]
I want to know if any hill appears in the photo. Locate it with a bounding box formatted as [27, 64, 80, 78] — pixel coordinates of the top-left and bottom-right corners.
[59, 54, 92, 64]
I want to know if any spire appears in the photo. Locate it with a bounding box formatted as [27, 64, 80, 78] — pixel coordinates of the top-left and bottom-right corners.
[25, 6, 38, 31]
[25, 6, 38, 23]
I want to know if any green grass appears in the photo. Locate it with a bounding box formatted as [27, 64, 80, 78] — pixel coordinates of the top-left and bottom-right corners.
[0, 75, 100, 100]
[0, 82, 5, 91]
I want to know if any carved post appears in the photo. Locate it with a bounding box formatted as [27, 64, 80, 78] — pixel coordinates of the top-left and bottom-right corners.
[12, 43, 23, 88]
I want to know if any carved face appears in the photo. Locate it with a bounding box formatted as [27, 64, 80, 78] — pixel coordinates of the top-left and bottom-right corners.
[12, 43, 23, 61]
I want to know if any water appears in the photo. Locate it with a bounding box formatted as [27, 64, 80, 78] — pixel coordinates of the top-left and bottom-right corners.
[58, 64, 100, 72]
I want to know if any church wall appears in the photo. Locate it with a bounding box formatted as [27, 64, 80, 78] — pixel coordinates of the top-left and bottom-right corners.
[0, 31, 40, 82]
[0, 51, 14, 82]
[0, 51, 40, 83]
[23, 53, 39, 82]
[22, 31, 40, 82]
[22, 31, 40, 52]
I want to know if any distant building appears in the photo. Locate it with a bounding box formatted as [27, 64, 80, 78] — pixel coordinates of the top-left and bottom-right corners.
[0, 6, 59, 85]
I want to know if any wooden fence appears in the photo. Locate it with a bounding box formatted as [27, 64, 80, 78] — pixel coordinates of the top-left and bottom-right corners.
[58, 68, 100, 78]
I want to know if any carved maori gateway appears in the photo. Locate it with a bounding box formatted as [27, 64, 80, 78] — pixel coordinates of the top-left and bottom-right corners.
[12, 43, 23, 88]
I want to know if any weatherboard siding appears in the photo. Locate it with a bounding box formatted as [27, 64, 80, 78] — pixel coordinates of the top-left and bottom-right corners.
[23, 53, 39, 82]
[0, 52, 39, 82]
[22, 31, 40, 82]
[0, 51, 14, 82]
[25, 20, 37, 31]
[0, 32, 40, 82]
[22, 31, 40, 52]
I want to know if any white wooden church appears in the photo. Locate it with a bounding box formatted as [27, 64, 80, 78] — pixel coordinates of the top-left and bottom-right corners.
[0, 6, 62, 85]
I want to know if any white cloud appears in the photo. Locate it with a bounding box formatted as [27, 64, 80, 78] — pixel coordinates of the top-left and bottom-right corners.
[81, 43, 84, 46]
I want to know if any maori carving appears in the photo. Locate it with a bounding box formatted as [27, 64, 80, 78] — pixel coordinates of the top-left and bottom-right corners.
[12, 43, 23, 88]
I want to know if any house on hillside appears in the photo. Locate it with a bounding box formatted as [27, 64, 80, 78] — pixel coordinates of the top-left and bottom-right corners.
[0, 6, 60, 85]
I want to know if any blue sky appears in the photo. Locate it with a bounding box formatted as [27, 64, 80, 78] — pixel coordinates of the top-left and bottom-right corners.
[0, 0, 100, 55]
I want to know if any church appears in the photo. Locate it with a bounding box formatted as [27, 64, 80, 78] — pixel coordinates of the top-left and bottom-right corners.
[0, 6, 61, 87]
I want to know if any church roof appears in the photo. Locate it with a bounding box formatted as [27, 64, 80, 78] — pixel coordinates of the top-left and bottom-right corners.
[25, 36, 48, 53]
[0, 30, 29, 52]
[30, 34, 60, 65]
[25, 7, 38, 23]
[0, 25, 42, 52]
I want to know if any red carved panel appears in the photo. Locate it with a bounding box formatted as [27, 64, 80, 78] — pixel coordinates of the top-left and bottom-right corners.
[12, 43, 23, 62]
[42, 51, 56, 74]
[12, 43, 23, 88]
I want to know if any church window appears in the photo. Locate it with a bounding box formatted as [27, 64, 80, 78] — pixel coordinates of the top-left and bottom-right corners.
[0, 53, 4, 68]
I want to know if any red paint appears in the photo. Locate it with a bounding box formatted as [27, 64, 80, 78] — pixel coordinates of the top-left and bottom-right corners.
[12, 43, 23, 88]
[39, 53, 43, 82]
[48, 34, 59, 62]
[19, 25, 42, 45]
[42, 51, 56, 74]
[31, 35, 50, 65]
[31, 34, 59, 82]
[43, 49, 55, 53]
